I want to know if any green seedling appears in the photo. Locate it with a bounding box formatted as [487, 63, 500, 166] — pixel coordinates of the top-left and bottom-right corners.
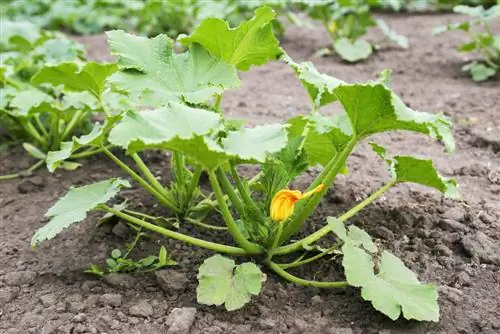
[434, 4, 500, 81]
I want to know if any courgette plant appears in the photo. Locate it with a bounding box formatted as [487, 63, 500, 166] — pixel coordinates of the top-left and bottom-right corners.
[32, 7, 458, 321]
[301, 0, 409, 62]
[434, 4, 500, 81]
[0, 20, 125, 180]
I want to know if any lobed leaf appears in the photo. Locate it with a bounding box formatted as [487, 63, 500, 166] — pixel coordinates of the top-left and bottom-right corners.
[106, 30, 239, 106]
[32, 178, 130, 248]
[8, 89, 54, 117]
[370, 143, 459, 198]
[328, 217, 377, 253]
[108, 102, 222, 152]
[31, 62, 117, 99]
[338, 229, 439, 321]
[181, 6, 282, 71]
[197, 255, 263, 311]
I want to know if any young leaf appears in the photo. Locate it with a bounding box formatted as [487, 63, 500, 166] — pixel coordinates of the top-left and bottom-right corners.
[32, 178, 130, 248]
[197, 255, 263, 311]
[370, 143, 459, 199]
[8, 89, 53, 117]
[108, 102, 222, 152]
[180, 6, 282, 71]
[222, 124, 288, 162]
[462, 62, 496, 82]
[106, 30, 239, 105]
[334, 38, 373, 63]
[31, 62, 117, 99]
[111, 249, 122, 259]
[342, 242, 439, 321]
[23, 143, 47, 160]
[46, 123, 104, 172]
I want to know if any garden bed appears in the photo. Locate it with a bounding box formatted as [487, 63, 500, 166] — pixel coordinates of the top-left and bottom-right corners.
[1, 13, 499, 334]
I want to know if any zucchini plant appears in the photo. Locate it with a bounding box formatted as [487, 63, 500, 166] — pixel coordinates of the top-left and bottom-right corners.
[32, 7, 457, 321]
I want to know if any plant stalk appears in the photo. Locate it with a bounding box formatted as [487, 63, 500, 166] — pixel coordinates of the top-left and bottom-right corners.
[267, 261, 348, 288]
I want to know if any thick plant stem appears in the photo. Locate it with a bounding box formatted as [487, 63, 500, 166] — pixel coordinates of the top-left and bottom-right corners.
[274, 181, 396, 256]
[70, 146, 109, 159]
[23, 121, 46, 148]
[0, 159, 44, 181]
[184, 165, 203, 209]
[229, 162, 254, 206]
[266, 223, 283, 261]
[102, 206, 249, 256]
[267, 261, 348, 288]
[102, 147, 181, 213]
[131, 153, 170, 197]
[173, 152, 186, 185]
[185, 218, 228, 231]
[208, 170, 263, 255]
[215, 168, 245, 216]
[281, 138, 357, 243]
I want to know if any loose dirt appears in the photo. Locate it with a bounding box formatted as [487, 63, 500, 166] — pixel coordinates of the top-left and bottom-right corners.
[1, 13, 499, 334]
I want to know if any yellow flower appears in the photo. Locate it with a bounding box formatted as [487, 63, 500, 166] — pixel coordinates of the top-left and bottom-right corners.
[270, 184, 325, 222]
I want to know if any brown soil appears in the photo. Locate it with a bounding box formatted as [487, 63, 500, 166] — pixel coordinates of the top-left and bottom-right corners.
[1, 13, 500, 334]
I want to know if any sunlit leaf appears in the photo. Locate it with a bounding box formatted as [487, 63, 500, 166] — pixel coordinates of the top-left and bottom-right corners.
[181, 6, 282, 71]
[32, 178, 130, 248]
[334, 38, 372, 63]
[197, 255, 263, 311]
[107, 30, 239, 106]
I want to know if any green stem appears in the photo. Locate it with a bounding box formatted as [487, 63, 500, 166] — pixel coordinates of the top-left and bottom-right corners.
[23, 121, 46, 148]
[274, 180, 396, 256]
[5, 76, 26, 90]
[34, 114, 49, 137]
[172, 152, 186, 185]
[50, 108, 61, 150]
[123, 227, 144, 259]
[267, 261, 348, 288]
[208, 170, 263, 254]
[185, 165, 203, 208]
[266, 223, 283, 261]
[70, 146, 109, 159]
[0, 159, 45, 181]
[102, 205, 248, 256]
[102, 146, 181, 213]
[281, 138, 357, 243]
[215, 168, 245, 217]
[185, 217, 228, 231]
[61, 110, 86, 141]
[131, 153, 170, 197]
[214, 94, 222, 111]
[229, 162, 254, 206]
[277, 245, 338, 269]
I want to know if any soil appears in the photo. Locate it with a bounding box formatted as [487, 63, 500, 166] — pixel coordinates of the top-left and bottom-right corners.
[1, 13, 500, 334]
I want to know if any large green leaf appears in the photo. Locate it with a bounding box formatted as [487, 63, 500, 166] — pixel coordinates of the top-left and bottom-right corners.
[197, 255, 263, 311]
[328, 217, 377, 253]
[370, 143, 458, 198]
[181, 6, 282, 71]
[334, 83, 455, 152]
[0, 20, 40, 51]
[106, 30, 239, 106]
[108, 102, 222, 151]
[340, 237, 439, 321]
[8, 89, 53, 117]
[31, 62, 117, 99]
[222, 124, 288, 162]
[32, 179, 130, 248]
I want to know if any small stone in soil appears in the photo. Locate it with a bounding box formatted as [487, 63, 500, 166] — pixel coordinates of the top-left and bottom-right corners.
[0, 288, 17, 304]
[103, 273, 136, 289]
[39, 294, 57, 307]
[16, 176, 45, 194]
[129, 300, 154, 317]
[3, 270, 37, 286]
[438, 285, 463, 305]
[461, 231, 500, 265]
[99, 293, 123, 307]
[111, 221, 130, 239]
[166, 307, 197, 334]
[155, 270, 189, 292]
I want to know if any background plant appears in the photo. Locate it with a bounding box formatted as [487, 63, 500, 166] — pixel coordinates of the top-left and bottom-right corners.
[434, 4, 500, 81]
[0, 20, 127, 180]
[30, 7, 458, 322]
[299, 0, 409, 62]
